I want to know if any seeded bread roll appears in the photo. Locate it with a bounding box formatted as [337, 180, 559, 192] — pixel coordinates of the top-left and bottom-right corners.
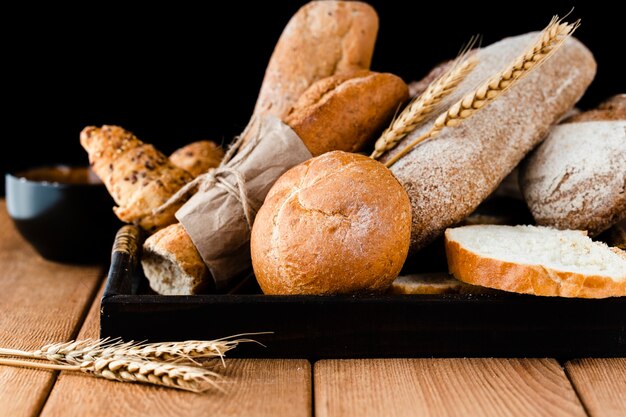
[80, 125, 193, 232]
[285, 70, 409, 156]
[253, 0, 378, 120]
[520, 120, 626, 236]
[142, 223, 210, 295]
[380, 34, 596, 253]
[251, 151, 411, 295]
[169, 140, 224, 177]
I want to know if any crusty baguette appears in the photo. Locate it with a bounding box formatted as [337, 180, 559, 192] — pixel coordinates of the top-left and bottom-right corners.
[445, 225, 626, 298]
[169, 140, 224, 177]
[253, 0, 378, 120]
[141, 223, 210, 295]
[80, 125, 193, 232]
[285, 70, 409, 156]
[389, 273, 496, 295]
[380, 33, 596, 253]
[520, 120, 626, 236]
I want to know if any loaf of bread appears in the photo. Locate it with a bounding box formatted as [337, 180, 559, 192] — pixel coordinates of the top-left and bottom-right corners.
[389, 273, 495, 295]
[519, 119, 626, 235]
[380, 33, 596, 253]
[80, 125, 193, 232]
[445, 225, 626, 298]
[251, 151, 411, 295]
[285, 70, 409, 156]
[169, 140, 224, 177]
[253, 0, 378, 120]
[142, 223, 210, 295]
[565, 94, 626, 122]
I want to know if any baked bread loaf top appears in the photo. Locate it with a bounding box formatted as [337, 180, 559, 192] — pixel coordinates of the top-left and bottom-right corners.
[380, 33, 596, 253]
[141, 223, 210, 295]
[285, 70, 409, 156]
[169, 140, 224, 177]
[253, 0, 378, 119]
[445, 225, 626, 298]
[80, 125, 193, 231]
[565, 94, 626, 122]
[520, 120, 626, 235]
[251, 151, 411, 295]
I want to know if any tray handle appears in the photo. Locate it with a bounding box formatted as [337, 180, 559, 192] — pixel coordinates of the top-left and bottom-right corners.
[105, 225, 142, 296]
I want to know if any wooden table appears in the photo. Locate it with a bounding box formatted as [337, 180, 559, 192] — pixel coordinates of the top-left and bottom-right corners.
[1, 201, 624, 417]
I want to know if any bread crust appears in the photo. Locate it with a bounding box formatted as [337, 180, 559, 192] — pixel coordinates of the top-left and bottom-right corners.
[251, 151, 411, 295]
[285, 71, 409, 156]
[253, 1, 378, 119]
[80, 125, 193, 231]
[381, 34, 596, 253]
[445, 229, 626, 298]
[169, 140, 224, 177]
[142, 223, 209, 295]
[520, 120, 626, 236]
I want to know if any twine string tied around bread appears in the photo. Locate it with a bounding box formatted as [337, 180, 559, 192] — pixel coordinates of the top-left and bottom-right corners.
[153, 118, 263, 229]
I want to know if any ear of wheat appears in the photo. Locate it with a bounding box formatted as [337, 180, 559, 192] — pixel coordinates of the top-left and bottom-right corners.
[370, 47, 478, 160]
[384, 16, 580, 168]
[0, 334, 269, 392]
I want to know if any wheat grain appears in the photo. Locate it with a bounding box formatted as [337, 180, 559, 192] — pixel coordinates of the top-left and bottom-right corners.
[385, 17, 579, 168]
[371, 53, 477, 159]
[0, 356, 221, 393]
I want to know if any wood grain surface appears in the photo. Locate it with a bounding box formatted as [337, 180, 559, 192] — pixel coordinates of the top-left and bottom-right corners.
[0, 201, 103, 417]
[565, 358, 626, 417]
[41, 283, 312, 417]
[315, 359, 587, 417]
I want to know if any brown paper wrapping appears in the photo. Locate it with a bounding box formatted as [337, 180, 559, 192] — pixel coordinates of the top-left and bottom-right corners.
[175, 116, 312, 290]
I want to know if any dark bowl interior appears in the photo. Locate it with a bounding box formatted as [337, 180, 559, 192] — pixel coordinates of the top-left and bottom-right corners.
[5, 166, 121, 264]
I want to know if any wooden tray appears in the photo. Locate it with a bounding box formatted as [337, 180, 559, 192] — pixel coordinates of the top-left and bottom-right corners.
[100, 225, 626, 359]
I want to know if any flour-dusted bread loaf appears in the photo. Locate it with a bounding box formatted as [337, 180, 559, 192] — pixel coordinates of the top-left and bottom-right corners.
[380, 33, 596, 253]
[142, 223, 210, 295]
[389, 273, 495, 295]
[251, 151, 411, 295]
[285, 70, 409, 156]
[80, 125, 193, 232]
[565, 94, 626, 122]
[445, 225, 626, 298]
[169, 140, 224, 177]
[253, 0, 378, 120]
[520, 120, 626, 235]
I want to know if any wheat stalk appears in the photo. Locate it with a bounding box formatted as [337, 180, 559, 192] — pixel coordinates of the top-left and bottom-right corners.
[0, 356, 220, 393]
[0, 334, 269, 392]
[384, 16, 580, 168]
[0, 334, 266, 366]
[370, 51, 478, 159]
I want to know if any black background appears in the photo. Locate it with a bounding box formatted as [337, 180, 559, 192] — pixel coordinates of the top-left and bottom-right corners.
[2, 1, 623, 194]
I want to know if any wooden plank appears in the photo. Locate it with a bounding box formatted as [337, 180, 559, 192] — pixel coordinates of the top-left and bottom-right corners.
[315, 359, 586, 417]
[41, 283, 312, 417]
[0, 201, 103, 417]
[565, 358, 626, 417]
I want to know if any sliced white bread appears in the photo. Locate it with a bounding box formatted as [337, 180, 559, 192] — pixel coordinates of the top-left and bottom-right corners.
[389, 273, 496, 295]
[445, 225, 626, 298]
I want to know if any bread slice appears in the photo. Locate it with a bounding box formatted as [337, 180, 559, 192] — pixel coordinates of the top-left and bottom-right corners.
[445, 225, 626, 298]
[389, 273, 496, 295]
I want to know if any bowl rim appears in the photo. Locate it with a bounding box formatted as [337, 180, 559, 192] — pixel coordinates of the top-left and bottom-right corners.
[5, 165, 104, 189]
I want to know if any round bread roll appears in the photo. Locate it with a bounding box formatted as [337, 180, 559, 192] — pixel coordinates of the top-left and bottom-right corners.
[251, 151, 411, 295]
[520, 120, 626, 236]
[169, 140, 224, 178]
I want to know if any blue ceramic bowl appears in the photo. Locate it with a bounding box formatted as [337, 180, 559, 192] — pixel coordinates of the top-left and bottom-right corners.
[5, 166, 121, 263]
